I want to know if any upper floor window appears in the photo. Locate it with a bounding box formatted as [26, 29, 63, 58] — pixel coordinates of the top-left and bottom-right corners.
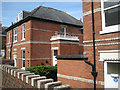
[100, 0, 120, 34]
[22, 24, 25, 40]
[8, 32, 10, 44]
[14, 28, 17, 42]
[61, 27, 66, 37]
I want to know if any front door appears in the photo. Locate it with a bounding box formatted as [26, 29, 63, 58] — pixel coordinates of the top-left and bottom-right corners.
[52, 50, 58, 66]
[104, 61, 120, 88]
[13, 55, 17, 67]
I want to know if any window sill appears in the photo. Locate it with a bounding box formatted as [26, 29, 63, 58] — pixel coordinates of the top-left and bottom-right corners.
[100, 25, 120, 35]
[21, 39, 25, 41]
[13, 41, 17, 44]
[21, 67, 25, 70]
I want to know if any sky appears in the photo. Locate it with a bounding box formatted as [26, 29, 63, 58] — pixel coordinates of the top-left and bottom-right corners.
[2, 2, 83, 27]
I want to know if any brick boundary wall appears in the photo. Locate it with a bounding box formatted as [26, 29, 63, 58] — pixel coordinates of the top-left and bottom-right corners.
[0, 64, 72, 89]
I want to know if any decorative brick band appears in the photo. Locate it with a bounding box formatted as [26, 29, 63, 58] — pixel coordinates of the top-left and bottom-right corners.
[83, 8, 101, 16]
[17, 58, 51, 60]
[84, 42, 120, 47]
[7, 41, 83, 47]
[1, 65, 72, 89]
[57, 74, 104, 85]
[83, 37, 120, 43]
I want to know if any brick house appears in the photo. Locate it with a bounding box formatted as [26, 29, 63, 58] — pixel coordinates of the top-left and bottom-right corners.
[5, 6, 83, 69]
[83, 1, 120, 88]
[0, 23, 7, 58]
[57, 0, 120, 88]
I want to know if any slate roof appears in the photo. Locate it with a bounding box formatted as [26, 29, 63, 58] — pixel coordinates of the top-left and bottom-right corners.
[29, 6, 83, 26]
[6, 6, 83, 31]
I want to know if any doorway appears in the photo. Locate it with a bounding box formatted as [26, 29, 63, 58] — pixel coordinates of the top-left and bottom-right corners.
[52, 49, 58, 66]
[104, 61, 120, 88]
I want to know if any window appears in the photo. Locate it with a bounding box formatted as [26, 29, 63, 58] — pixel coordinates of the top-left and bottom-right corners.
[61, 27, 66, 36]
[8, 32, 10, 44]
[22, 50, 25, 68]
[14, 28, 17, 42]
[8, 50, 10, 59]
[107, 63, 120, 74]
[22, 24, 25, 40]
[54, 50, 58, 56]
[100, 0, 120, 34]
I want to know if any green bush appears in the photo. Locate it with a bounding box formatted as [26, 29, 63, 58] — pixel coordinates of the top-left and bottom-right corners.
[25, 65, 57, 81]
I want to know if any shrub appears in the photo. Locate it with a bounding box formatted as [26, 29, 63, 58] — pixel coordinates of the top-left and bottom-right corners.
[25, 65, 57, 81]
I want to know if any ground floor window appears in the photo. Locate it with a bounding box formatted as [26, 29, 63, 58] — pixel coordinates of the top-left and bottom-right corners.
[22, 50, 25, 68]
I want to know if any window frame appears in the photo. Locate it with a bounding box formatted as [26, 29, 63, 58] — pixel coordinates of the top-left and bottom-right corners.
[8, 32, 10, 44]
[22, 49, 25, 69]
[14, 28, 17, 43]
[100, 0, 120, 34]
[61, 27, 66, 37]
[22, 24, 25, 41]
[8, 50, 10, 59]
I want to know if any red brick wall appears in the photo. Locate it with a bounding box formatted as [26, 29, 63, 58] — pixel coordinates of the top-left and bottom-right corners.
[57, 60, 104, 88]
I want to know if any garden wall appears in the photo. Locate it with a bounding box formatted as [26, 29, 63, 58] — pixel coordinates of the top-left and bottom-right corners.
[1, 64, 72, 89]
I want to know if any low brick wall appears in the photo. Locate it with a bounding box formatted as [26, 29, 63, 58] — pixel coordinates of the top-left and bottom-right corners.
[1, 65, 72, 89]
[57, 59, 104, 88]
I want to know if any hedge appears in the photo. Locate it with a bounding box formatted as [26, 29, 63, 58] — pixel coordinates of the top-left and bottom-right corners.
[25, 65, 57, 81]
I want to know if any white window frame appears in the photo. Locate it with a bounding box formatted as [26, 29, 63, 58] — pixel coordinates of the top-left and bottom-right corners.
[61, 27, 66, 37]
[21, 49, 25, 69]
[22, 24, 25, 41]
[14, 28, 17, 43]
[8, 32, 10, 44]
[100, 0, 120, 34]
[8, 49, 10, 59]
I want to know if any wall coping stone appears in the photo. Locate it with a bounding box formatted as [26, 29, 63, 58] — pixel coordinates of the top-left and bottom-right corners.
[26, 75, 40, 83]
[17, 71, 30, 79]
[45, 81, 62, 89]
[54, 84, 72, 90]
[37, 79, 53, 88]
[31, 76, 46, 86]
[21, 73, 35, 81]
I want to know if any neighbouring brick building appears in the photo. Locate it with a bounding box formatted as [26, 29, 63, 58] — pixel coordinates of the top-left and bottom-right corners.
[5, 6, 83, 69]
[0, 23, 7, 58]
[57, 0, 120, 89]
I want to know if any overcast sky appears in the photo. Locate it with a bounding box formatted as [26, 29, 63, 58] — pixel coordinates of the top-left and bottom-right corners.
[2, 2, 83, 27]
